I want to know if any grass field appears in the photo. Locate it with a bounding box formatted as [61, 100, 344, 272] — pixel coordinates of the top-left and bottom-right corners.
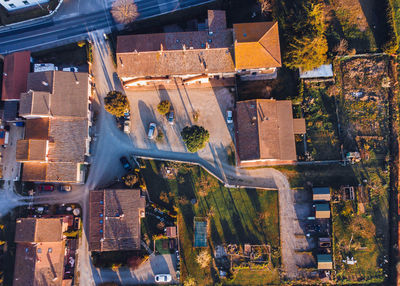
[140, 160, 280, 285]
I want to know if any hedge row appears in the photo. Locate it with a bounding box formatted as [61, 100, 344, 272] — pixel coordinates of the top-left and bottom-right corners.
[384, 0, 400, 54]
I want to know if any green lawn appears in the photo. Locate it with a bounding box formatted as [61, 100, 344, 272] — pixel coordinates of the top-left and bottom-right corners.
[140, 160, 280, 285]
[223, 269, 280, 285]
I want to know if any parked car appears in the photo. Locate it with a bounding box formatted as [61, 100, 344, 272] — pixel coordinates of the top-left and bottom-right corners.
[62, 67, 78, 72]
[60, 185, 72, 192]
[124, 111, 130, 120]
[168, 111, 174, 125]
[37, 184, 54, 192]
[124, 120, 131, 134]
[148, 123, 156, 139]
[155, 274, 172, 283]
[120, 157, 132, 171]
[226, 110, 233, 123]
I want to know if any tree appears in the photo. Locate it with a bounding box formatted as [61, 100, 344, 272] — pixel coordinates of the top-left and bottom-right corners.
[157, 100, 171, 115]
[122, 172, 139, 188]
[283, 3, 328, 71]
[196, 249, 211, 269]
[111, 0, 139, 24]
[184, 277, 196, 286]
[104, 91, 130, 117]
[181, 125, 210, 153]
[259, 0, 272, 14]
[159, 191, 169, 204]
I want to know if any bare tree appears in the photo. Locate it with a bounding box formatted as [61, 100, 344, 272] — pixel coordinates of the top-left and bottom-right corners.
[196, 249, 211, 269]
[259, 0, 273, 14]
[333, 39, 349, 56]
[111, 0, 139, 24]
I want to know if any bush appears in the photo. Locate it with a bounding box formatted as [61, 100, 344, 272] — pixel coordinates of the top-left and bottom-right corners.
[181, 125, 210, 153]
[122, 172, 139, 188]
[383, 0, 399, 54]
[104, 91, 130, 117]
[157, 100, 171, 115]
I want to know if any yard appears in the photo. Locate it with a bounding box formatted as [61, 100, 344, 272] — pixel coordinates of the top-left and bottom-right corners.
[139, 160, 280, 285]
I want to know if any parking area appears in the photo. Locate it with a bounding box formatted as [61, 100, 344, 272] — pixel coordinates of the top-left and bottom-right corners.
[125, 85, 235, 164]
[2, 124, 24, 182]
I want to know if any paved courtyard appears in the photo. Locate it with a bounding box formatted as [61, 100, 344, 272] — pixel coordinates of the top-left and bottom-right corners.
[125, 85, 235, 166]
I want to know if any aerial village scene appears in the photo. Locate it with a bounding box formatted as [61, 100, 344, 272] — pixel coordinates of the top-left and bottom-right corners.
[0, 0, 399, 285]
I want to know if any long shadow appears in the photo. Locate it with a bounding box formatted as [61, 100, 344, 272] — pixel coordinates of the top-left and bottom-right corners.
[138, 100, 156, 139]
[359, 0, 388, 48]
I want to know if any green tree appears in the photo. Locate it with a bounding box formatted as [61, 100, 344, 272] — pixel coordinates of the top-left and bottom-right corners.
[181, 125, 210, 153]
[157, 100, 171, 115]
[122, 172, 139, 188]
[281, 2, 328, 71]
[104, 91, 130, 117]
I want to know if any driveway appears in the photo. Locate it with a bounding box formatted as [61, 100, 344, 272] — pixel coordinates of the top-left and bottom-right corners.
[93, 254, 178, 285]
[125, 85, 235, 167]
[2, 124, 24, 181]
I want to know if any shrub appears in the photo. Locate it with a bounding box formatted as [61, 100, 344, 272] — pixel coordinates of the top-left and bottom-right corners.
[157, 100, 171, 115]
[181, 125, 210, 153]
[196, 249, 211, 269]
[104, 91, 130, 117]
[122, 172, 139, 188]
[156, 129, 164, 142]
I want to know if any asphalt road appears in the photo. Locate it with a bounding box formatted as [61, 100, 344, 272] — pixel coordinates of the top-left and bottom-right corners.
[0, 0, 216, 54]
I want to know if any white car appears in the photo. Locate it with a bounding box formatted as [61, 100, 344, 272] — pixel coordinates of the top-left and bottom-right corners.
[226, 110, 233, 123]
[124, 120, 131, 134]
[62, 67, 78, 72]
[148, 123, 157, 139]
[155, 274, 172, 283]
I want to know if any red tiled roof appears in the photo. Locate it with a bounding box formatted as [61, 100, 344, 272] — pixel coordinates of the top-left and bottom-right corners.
[235, 99, 301, 165]
[1, 51, 30, 101]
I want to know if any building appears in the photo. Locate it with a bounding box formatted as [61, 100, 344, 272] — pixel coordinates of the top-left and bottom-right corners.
[166, 226, 177, 238]
[313, 187, 331, 201]
[89, 189, 146, 252]
[0, 0, 49, 11]
[299, 64, 334, 80]
[117, 10, 281, 87]
[315, 203, 331, 219]
[15, 71, 92, 183]
[1, 51, 31, 101]
[234, 99, 306, 167]
[317, 254, 333, 270]
[13, 217, 68, 286]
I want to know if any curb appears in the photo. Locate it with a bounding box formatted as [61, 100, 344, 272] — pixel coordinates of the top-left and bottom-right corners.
[0, 0, 63, 30]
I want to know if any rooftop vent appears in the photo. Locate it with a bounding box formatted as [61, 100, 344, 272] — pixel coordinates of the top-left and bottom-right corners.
[176, 39, 180, 43]
[208, 39, 212, 43]
[243, 33, 247, 37]
[48, 248, 52, 253]
[41, 81, 49, 86]
[208, 31, 213, 36]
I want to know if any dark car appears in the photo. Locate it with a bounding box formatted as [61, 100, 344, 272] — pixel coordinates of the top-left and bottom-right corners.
[120, 157, 132, 171]
[37, 184, 54, 192]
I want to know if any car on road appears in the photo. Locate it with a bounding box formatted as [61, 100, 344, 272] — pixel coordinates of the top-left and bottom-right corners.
[120, 156, 132, 171]
[226, 110, 233, 124]
[148, 123, 156, 139]
[168, 111, 174, 125]
[60, 185, 72, 192]
[155, 274, 172, 283]
[62, 67, 78, 72]
[124, 120, 131, 134]
[37, 184, 54, 192]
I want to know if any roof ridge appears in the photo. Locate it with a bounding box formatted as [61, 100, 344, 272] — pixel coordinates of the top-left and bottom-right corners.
[258, 22, 281, 66]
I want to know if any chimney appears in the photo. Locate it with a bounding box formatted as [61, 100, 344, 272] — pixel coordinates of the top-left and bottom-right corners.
[183, 44, 186, 51]
[206, 43, 210, 49]
[160, 43, 164, 55]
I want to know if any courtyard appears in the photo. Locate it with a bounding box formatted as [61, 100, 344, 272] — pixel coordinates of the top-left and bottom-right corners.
[125, 85, 235, 165]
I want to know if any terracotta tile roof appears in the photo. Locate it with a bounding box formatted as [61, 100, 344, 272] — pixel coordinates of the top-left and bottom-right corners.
[16, 139, 48, 162]
[233, 22, 281, 69]
[15, 218, 64, 243]
[20, 71, 89, 118]
[14, 239, 65, 286]
[22, 162, 81, 183]
[235, 99, 300, 165]
[21, 162, 47, 181]
[293, 118, 306, 134]
[117, 29, 235, 77]
[208, 10, 227, 32]
[89, 189, 146, 252]
[25, 118, 49, 140]
[1, 51, 30, 101]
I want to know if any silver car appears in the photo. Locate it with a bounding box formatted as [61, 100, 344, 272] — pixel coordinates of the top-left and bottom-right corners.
[148, 123, 156, 139]
[155, 274, 172, 283]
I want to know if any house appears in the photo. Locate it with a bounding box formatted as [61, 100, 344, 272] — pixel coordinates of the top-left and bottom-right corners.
[166, 226, 177, 238]
[13, 217, 68, 286]
[1, 51, 31, 101]
[317, 254, 333, 270]
[117, 10, 281, 87]
[234, 99, 306, 167]
[315, 203, 331, 219]
[15, 71, 92, 183]
[89, 189, 146, 252]
[313, 187, 331, 201]
[0, 0, 49, 11]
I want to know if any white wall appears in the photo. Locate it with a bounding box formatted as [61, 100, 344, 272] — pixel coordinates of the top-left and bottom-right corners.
[0, 0, 49, 11]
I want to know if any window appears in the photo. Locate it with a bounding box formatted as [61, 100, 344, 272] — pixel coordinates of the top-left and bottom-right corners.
[9, 4, 16, 8]
[48, 248, 52, 253]
[23, 0, 30, 5]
